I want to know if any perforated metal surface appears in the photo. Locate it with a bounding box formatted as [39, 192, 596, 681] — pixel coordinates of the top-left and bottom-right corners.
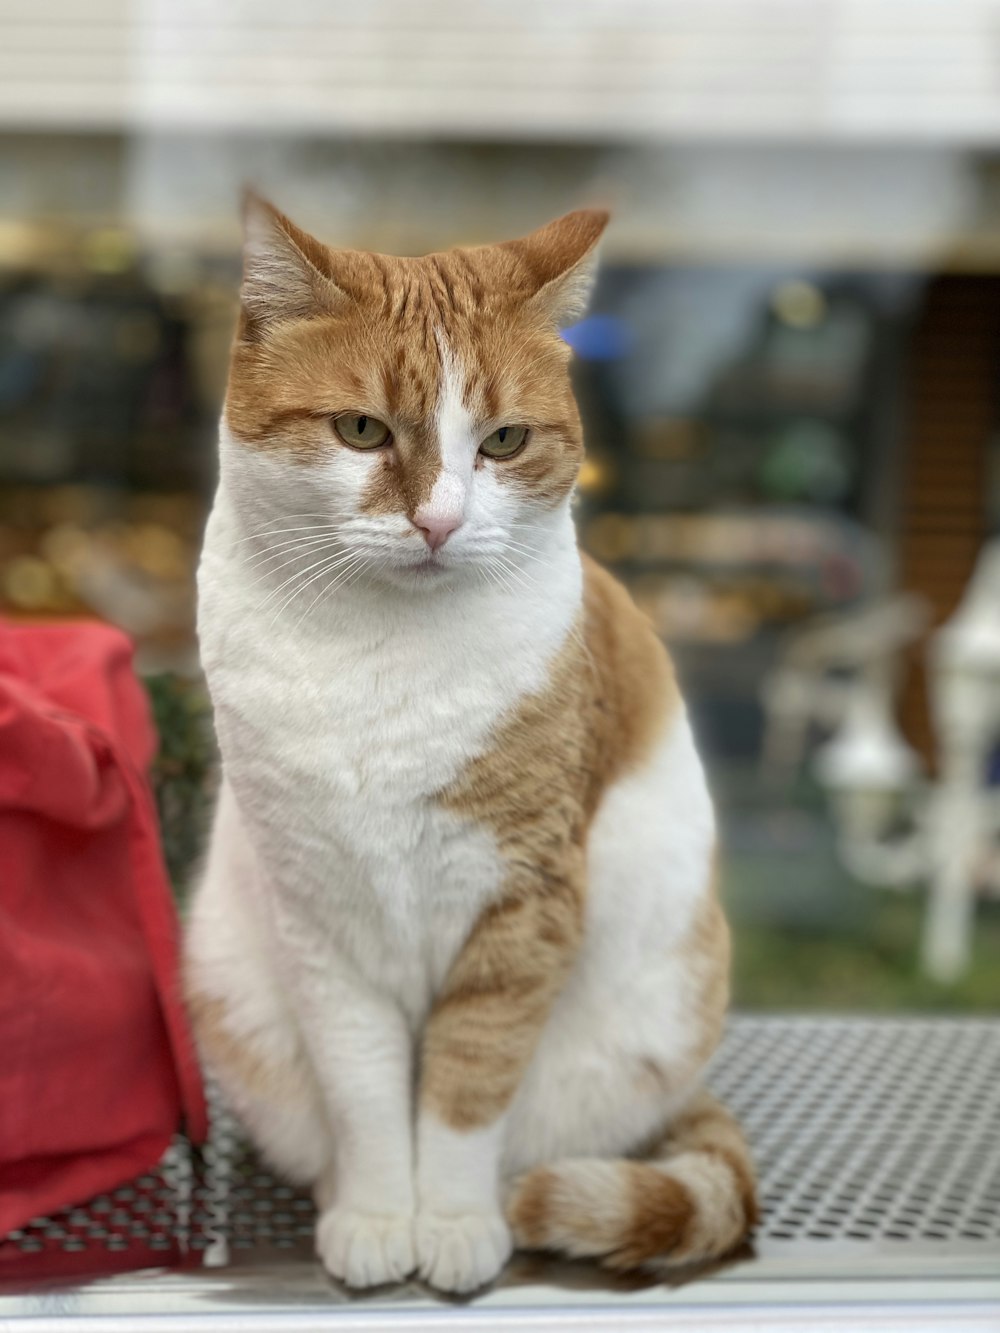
[712, 1017, 1000, 1248]
[1, 1017, 998, 1295]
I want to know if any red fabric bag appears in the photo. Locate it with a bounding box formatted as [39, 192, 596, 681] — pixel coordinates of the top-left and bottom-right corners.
[0, 620, 207, 1236]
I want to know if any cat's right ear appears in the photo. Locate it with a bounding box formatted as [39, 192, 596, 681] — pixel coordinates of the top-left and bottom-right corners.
[239, 191, 350, 336]
[501, 209, 610, 329]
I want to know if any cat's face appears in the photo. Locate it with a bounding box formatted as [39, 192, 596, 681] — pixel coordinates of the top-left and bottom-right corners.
[223, 197, 607, 593]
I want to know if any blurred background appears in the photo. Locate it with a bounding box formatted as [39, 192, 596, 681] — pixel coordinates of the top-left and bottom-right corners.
[1, 0, 999, 1010]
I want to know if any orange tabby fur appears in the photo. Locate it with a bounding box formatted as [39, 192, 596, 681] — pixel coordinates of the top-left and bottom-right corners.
[424, 557, 682, 1129]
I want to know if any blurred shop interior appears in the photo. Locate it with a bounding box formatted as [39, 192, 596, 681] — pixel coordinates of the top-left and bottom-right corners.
[2, 3, 999, 1007]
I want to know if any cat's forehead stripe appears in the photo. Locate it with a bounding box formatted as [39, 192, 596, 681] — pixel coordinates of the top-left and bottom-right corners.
[359, 326, 458, 519]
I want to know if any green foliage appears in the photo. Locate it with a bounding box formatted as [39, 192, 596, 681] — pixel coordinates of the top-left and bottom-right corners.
[145, 673, 216, 904]
[724, 867, 1000, 1013]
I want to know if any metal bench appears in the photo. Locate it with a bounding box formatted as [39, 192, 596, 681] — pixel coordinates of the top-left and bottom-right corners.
[3, 1016, 998, 1330]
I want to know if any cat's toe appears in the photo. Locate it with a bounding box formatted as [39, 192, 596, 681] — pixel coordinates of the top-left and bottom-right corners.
[316, 1207, 415, 1288]
[415, 1209, 512, 1294]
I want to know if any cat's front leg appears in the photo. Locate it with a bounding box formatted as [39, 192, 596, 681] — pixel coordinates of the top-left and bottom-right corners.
[415, 858, 585, 1293]
[281, 949, 416, 1288]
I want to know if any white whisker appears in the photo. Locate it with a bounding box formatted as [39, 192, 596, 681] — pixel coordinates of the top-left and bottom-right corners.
[290, 551, 373, 631]
[504, 546, 552, 567]
[504, 534, 548, 554]
[502, 538, 550, 565]
[490, 560, 519, 598]
[494, 552, 537, 596]
[474, 565, 493, 595]
[243, 538, 345, 591]
[267, 550, 367, 630]
[235, 519, 341, 544]
[259, 546, 359, 614]
[242, 527, 342, 552]
[242, 531, 347, 570]
[478, 561, 505, 595]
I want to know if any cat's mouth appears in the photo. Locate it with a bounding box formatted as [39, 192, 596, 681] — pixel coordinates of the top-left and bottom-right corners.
[396, 551, 451, 579]
[404, 548, 450, 572]
[378, 544, 474, 589]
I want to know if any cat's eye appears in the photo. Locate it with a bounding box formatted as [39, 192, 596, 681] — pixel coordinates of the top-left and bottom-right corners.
[479, 426, 528, 460]
[333, 413, 391, 450]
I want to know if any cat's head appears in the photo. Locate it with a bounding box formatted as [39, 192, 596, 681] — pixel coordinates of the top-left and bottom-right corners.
[222, 194, 608, 593]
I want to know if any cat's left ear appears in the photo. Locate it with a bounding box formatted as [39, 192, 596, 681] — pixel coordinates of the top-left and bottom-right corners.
[501, 209, 610, 328]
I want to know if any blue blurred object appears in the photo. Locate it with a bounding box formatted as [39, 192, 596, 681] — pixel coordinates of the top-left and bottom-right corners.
[0, 346, 42, 407]
[561, 315, 632, 362]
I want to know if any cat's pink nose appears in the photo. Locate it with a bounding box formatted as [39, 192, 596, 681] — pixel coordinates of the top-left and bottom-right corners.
[412, 512, 462, 551]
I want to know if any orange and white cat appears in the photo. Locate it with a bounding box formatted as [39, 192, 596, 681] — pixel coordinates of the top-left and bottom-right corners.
[185, 196, 756, 1294]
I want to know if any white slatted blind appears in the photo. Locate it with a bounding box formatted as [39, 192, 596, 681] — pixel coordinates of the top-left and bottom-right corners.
[2, 0, 1000, 141]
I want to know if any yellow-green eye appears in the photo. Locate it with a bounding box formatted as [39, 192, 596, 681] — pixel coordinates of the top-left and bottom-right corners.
[333, 413, 391, 450]
[480, 425, 528, 459]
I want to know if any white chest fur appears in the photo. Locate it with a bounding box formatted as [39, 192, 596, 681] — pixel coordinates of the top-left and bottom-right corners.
[197, 481, 582, 1022]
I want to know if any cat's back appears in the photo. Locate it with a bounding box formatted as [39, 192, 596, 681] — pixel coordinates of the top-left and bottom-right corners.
[579, 552, 716, 939]
[579, 552, 680, 778]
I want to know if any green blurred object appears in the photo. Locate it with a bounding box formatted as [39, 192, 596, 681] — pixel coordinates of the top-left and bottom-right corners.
[716, 762, 1000, 1011]
[758, 420, 853, 503]
[145, 674, 215, 900]
[727, 888, 1000, 1012]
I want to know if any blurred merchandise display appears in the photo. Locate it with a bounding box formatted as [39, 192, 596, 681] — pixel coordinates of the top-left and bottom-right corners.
[573, 264, 913, 759]
[760, 594, 932, 781]
[814, 541, 1000, 983]
[0, 487, 204, 674]
[0, 233, 236, 670]
[0, 228, 996, 809]
[0, 242, 231, 490]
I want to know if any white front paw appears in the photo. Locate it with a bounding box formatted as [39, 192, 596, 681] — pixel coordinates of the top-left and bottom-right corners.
[316, 1206, 415, 1288]
[415, 1209, 512, 1293]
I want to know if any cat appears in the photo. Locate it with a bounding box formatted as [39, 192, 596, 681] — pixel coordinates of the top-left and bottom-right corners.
[184, 193, 757, 1294]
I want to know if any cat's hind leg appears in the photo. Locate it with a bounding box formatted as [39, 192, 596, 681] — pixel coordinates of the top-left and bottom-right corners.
[184, 977, 332, 1188]
[502, 712, 757, 1270]
[183, 784, 333, 1188]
